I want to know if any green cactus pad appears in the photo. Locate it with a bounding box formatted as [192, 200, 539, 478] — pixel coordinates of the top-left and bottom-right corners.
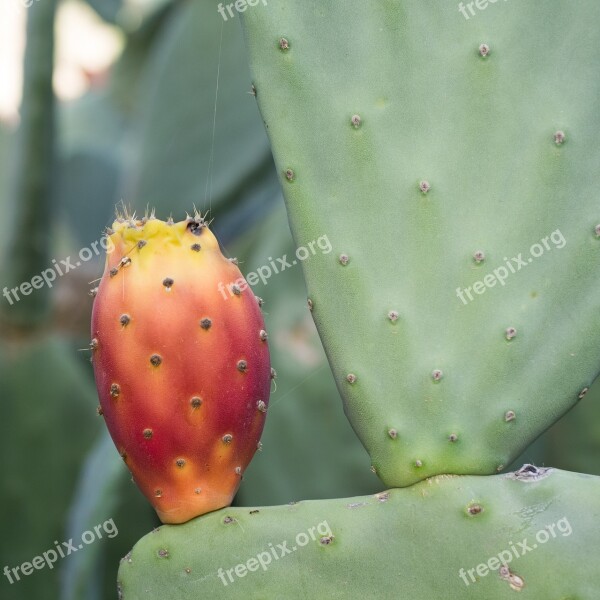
[119, 468, 600, 599]
[240, 0, 600, 485]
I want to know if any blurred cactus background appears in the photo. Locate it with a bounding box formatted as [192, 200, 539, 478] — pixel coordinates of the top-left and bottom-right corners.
[0, 1, 597, 599]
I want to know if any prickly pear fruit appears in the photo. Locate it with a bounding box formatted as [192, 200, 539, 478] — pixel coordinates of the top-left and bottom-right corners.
[91, 213, 271, 524]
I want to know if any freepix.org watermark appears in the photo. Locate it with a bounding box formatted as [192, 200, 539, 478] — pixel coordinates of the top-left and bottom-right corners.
[456, 229, 566, 305]
[458, 0, 510, 21]
[458, 516, 572, 587]
[3, 519, 118, 585]
[1, 235, 114, 306]
[218, 235, 332, 300]
[217, 520, 333, 586]
[217, 0, 267, 22]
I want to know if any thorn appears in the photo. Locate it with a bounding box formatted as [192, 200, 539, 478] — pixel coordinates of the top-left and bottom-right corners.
[419, 180, 431, 194]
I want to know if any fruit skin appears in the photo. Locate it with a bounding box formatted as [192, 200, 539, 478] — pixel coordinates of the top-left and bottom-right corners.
[91, 214, 271, 524]
[240, 0, 600, 486]
[118, 467, 600, 599]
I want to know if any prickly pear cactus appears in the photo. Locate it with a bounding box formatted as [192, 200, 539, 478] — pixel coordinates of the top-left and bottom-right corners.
[240, 0, 600, 486]
[91, 213, 271, 523]
[119, 467, 600, 599]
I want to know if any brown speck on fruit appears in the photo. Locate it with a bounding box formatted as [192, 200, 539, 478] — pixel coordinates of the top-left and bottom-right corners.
[229, 257, 238, 265]
[449, 434, 458, 442]
[235, 466, 242, 475]
[157, 549, 169, 558]
[110, 384, 121, 398]
[90, 338, 99, 351]
[237, 360, 248, 372]
[150, 354, 162, 367]
[143, 428, 153, 439]
[594, 224, 600, 237]
[505, 410, 516, 422]
[250, 509, 260, 515]
[307, 298, 313, 311]
[89, 287, 98, 297]
[137, 240, 147, 249]
[250, 84, 256, 96]
[415, 460, 423, 468]
[257, 441, 263, 451]
[257, 400, 267, 413]
[432, 369, 443, 382]
[191, 243, 201, 252]
[154, 489, 162, 497]
[162, 277, 174, 291]
[346, 373, 357, 384]
[194, 488, 201, 494]
[370, 465, 377, 474]
[279, 37, 289, 50]
[270, 368, 277, 380]
[256, 297, 264, 307]
[231, 284, 241, 296]
[285, 168, 295, 181]
[351, 114, 361, 128]
[120, 450, 127, 462]
[479, 43, 490, 57]
[96, 405, 103, 416]
[259, 330, 268, 341]
[388, 429, 398, 439]
[388, 310, 399, 322]
[120, 314, 131, 327]
[554, 130, 566, 145]
[223, 516, 235, 524]
[200, 318, 212, 330]
[339, 254, 349, 265]
[190, 397, 202, 409]
[320, 535, 334, 546]
[176, 458, 186, 468]
[419, 180, 431, 194]
[578, 387, 589, 400]
[505, 327, 517, 340]
[120, 257, 132, 268]
[223, 434, 233, 444]
[109, 268, 118, 278]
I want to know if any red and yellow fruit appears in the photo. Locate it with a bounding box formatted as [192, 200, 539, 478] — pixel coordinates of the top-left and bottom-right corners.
[91, 213, 270, 523]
